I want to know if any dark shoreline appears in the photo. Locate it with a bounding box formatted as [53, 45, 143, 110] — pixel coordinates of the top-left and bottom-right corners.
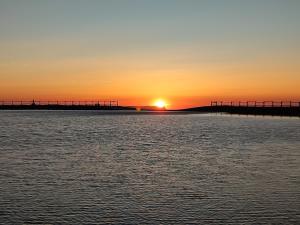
[181, 106, 300, 117]
[1, 105, 300, 117]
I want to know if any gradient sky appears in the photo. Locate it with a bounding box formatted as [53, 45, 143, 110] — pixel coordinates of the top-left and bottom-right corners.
[0, 0, 299, 108]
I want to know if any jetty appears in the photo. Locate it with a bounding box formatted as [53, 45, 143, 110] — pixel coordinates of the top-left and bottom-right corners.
[0, 100, 134, 110]
[185, 101, 300, 117]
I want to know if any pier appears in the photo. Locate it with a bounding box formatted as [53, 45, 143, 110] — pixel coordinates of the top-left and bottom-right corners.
[209, 101, 300, 117]
[211, 101, 300, 108]
[182, 101, 300, 117]
[0, 100, 135, 110]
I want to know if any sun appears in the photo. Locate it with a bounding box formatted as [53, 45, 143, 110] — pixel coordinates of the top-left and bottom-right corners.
[154, 99, 167, 109]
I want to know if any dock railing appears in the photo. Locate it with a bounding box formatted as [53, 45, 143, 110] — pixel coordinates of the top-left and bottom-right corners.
[211, 101, 300, 107]
[0, 100, 119, 107]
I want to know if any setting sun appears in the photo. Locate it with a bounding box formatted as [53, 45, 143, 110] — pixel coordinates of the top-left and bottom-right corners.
[154, 99, 167, 108]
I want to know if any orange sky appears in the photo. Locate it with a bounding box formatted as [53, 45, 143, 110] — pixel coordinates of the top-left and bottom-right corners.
[1, 1, 300, 109]
[1, 51, 299, 109]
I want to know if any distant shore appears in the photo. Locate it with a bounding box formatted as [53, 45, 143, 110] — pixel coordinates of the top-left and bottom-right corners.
[1, 104, 300, 117]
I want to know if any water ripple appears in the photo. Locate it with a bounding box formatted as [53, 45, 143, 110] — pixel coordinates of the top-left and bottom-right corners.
[0, 111, 299, 224]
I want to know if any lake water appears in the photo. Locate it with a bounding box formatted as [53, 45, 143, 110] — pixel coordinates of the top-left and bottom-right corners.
[0, 111, 299, 224]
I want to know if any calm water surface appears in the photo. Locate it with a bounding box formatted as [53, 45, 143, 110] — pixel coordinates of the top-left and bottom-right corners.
[0, 111, 299, 224]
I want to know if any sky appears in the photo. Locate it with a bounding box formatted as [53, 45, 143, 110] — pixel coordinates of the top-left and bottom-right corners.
[0, 0, 299, 109]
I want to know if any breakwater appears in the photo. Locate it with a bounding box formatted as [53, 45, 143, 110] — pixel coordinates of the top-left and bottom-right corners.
[0, 100, 133, 110]
[185, 101, 300, 117]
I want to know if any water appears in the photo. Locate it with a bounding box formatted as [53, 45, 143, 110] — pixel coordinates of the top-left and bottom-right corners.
[0, 111, 299, 224]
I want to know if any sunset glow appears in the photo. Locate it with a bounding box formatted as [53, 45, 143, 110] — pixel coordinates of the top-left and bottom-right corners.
[154, 99, 167, 109]
[1, 1, 300, 223]
[0, 1, 299, 109]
